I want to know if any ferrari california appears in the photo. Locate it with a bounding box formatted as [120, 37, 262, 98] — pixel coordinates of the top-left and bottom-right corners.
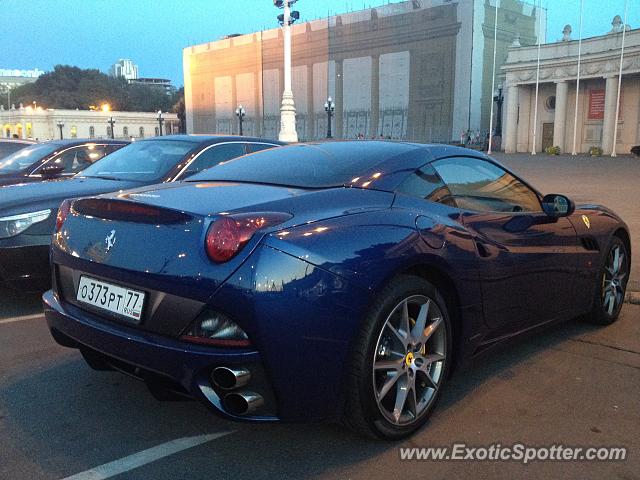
[43, 141, 631, 439]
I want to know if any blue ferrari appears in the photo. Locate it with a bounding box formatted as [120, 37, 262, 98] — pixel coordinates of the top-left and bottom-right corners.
[44, 141, 631, 439]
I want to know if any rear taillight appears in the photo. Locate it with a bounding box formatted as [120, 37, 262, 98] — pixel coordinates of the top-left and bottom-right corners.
[55, 199, 72, 233]
[205, 212, 291, 263]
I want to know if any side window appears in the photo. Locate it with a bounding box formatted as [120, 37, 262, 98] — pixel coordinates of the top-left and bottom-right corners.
[246, 143, 278, 154]
[180, 143, 247, 179]
[396, 163, 455, 206]
[432, 157, 541, 213]
[37, 145, 110, 175]
[105, 144, 125, 155]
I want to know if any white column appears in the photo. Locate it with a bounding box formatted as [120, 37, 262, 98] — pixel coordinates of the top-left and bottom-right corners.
[602, 75, 618, 155]
[278, 1, 298, 142]
[369, 55, 380, 138]
[552, 81, 568, 152]
[335, 59, 344, 139]
[503, 84, 519, 154]
[516, 86, 531, 152]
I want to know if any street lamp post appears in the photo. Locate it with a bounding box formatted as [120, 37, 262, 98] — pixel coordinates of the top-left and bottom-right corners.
[493, 84, 504, 137]
[107, 117, 116, 139]
[56, 121, 64, 140]
[157, 110, 164, 136]
[274, 0, 300, 143]
[324, 97, 335, 139]
[235, 105, 246, 136]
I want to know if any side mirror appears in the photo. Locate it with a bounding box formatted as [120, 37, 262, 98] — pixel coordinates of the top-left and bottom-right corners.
[40, 163, 65, 177]
[542, 194, 575, 217]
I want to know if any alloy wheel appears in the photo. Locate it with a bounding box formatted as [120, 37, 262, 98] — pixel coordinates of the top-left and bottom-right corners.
[601, 244, 627, 316]
[372, 295, 447, 426]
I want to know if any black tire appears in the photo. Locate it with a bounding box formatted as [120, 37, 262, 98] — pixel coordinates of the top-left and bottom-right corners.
[587, 235, 629, 325]
[344, 275, 452, 439]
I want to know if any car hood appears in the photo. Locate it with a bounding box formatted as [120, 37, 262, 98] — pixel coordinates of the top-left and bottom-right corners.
[0, 177, 143, 216]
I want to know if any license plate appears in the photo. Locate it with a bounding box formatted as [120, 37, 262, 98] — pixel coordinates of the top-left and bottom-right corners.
[76, 275, 145, 322]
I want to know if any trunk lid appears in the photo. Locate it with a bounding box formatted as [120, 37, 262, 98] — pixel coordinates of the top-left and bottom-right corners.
[53, 181, 394, 301]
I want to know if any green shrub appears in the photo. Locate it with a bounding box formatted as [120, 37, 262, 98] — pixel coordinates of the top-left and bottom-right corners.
[545, 145, 561, 155]
[589, 146, 603, 156]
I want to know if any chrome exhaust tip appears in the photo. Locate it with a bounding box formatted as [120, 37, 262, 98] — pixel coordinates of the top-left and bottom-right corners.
[211, 367, 251, 390]
[224, 391, 264, 416]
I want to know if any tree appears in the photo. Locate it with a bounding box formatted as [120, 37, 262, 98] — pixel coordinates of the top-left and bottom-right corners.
[10, 65, 175, 113]
[171, 87, 186, 133]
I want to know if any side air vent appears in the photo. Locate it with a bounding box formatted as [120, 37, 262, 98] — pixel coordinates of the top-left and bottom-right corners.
[580, 236, 600, 252]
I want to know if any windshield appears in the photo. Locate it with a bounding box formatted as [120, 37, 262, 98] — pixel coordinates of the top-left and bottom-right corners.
[188, 143, 402, 188]
[0, 143, 59, 173]
[81, 139, 195, 182]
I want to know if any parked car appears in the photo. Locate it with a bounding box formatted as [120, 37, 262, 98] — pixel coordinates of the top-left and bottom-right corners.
[0, 138, 37, 161]
[0, 135, 283, 290]
[43, 141, 631, 439]
[0, 139, 128, 186]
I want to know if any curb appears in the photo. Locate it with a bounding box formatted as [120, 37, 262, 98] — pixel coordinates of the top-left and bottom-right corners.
[626, 292, 640, 305]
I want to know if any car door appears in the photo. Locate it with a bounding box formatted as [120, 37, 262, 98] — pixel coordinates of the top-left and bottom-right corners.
[31, 144, 112, 177]
[431, 156, 579, 334]
[176, 142, 248, 180]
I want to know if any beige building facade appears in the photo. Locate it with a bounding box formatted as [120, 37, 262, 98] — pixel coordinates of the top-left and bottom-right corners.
[184, 0, 544, 143]
[0, 106, 178, 141]
[503, 24, 640, 155]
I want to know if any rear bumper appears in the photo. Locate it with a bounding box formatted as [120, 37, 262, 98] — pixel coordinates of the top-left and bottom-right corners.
[43, 290, 278, 422]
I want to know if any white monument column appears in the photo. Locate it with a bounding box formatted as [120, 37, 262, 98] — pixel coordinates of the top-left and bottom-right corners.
[602, 75, 618, 155]
[552, 81, 568, 152]
[278, 0, 298, 142]
[503, 84, 519, 154]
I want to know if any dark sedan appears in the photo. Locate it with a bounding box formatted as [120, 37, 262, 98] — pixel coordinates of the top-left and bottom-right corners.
[0, 139, 128, 186]
[0, 138, 37, 161]
[0, 135, 283, 289]
[43, 141, 631, 439]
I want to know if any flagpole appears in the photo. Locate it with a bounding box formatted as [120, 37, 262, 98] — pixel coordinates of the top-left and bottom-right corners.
[531, 0, 543, 155]
[571, 0, 584, 155]
[487, 0, 499, 154]
[611, 0, 628, 158]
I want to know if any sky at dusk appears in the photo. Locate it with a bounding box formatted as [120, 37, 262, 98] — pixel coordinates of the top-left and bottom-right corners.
[2, 0, 637, 87]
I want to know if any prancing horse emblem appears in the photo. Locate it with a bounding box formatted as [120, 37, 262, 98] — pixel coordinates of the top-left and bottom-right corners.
[582, 215, 590, 229]
[105, 230, 116, 252]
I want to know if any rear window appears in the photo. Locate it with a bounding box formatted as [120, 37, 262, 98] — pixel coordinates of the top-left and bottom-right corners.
[188, 142, 409, 188]
[0, 142, 31, 160]
[0, 143, 59, 173]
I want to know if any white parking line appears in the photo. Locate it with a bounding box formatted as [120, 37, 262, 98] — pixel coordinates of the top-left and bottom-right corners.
[61, 432, 234, 480]
[0, 313, 44, 325]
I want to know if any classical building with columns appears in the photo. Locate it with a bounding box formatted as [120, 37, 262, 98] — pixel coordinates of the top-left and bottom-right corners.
[184, 0, 544, 142]
[502, 20, 640, 155]
[0, 105, 178, 141]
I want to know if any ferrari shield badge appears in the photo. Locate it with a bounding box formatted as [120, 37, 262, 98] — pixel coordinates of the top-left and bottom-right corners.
[582, 215, 590, 229]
